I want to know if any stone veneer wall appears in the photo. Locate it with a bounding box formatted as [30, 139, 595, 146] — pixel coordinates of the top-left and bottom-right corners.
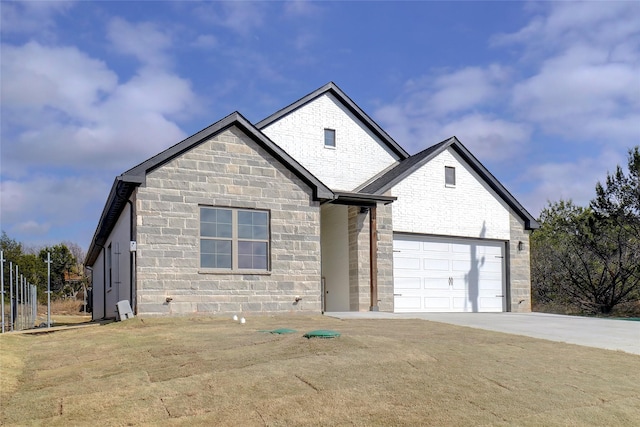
[347, 203, 394, 311]
[508, 210, 532, 312]
[135, 126, 322, 316]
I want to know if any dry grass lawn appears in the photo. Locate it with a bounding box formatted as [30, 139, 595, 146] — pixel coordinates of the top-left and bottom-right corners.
[1, 315, 639, 426]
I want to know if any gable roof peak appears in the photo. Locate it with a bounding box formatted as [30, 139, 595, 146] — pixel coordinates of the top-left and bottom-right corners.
[256, 82, 409, 159]
[360, 135, 539, 230]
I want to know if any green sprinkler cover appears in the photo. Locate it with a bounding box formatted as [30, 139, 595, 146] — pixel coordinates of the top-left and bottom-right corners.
[303, 329, 341, 339]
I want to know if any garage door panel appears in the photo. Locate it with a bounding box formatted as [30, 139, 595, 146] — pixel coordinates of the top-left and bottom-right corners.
[394, 240, 421, 251]
[451, 259, 472, 272]
[395, 257, 421, 270]
[451, 280, 468, 291]
[424, 259, 449, 271]
[479, 279, 502, 292]
[452, 297, 474, 311]
[425, 297, 450, 310]
[421, 241, 448, 252]
[394, 276, 421, 290]
[479, 297, 503, 311]
[394, 235, 505, 313]
[395, 296, 422, 310]
[424, 278, 449, 290]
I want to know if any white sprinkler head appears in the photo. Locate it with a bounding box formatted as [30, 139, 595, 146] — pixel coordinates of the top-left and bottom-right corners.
[232, 314, 238, 321]
[240, 317, 246, 324]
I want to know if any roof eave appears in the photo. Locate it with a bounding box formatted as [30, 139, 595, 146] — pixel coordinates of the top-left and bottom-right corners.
[86, 112, 335, 266]
[85, 176, 141, 266]
[448, 141, 539, 230]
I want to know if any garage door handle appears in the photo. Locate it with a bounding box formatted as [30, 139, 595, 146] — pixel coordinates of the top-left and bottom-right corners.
[394, 294, 402, 296]
[496, 295, 504, 297]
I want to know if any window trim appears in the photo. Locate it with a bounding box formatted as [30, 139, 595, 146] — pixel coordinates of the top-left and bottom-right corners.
[445, 166, 456, 187]
[199, 206, 271, 273]
[324, 128, 336, 149]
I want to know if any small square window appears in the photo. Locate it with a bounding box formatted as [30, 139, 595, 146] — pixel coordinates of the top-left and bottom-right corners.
[445, 166, 456, 186]
[324, 129, 336, 148]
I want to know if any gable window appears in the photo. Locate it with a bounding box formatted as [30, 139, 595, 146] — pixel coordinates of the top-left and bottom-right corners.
[324, 128, 336, 148]
[200, 207, 269, 271]
[445, 166, 456, 187]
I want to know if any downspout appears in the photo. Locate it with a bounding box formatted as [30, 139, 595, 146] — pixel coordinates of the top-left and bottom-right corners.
[369, 205, 379, 311]
[126, 199, 136, 314]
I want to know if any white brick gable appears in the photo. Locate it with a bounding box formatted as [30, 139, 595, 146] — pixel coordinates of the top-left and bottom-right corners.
[261, 93, 400, 191]
[391, 147, 511, 240]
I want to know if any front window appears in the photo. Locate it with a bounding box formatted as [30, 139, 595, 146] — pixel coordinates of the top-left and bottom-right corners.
[200, 207, 269, 271]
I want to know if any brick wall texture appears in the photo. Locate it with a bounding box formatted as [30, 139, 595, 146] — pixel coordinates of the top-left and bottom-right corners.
[262, 93, 400, 191]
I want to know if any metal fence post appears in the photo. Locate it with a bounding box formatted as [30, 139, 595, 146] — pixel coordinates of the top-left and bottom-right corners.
[9, 262, 13, 331]
[1, 250, 5, 333]
[15, 265, 19, 330]
[32, 284, 37, 326]
[47, 252, 52, 328]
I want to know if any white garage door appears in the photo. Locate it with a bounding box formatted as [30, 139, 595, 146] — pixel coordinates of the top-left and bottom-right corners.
[393, 235, 506, 312]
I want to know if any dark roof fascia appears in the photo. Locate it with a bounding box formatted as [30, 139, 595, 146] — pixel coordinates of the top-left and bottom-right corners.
[86, 112, 335, 266]
[124, 112, 333, 200]
[447, 140, 540, 230]
[360, 137, 454, 194]
[123, 112, 242, 179]
[360, 136, 539, 230]
[331, 191, 397, 207]
[256, 82, 409, 160]
[85, 175, 141, 266]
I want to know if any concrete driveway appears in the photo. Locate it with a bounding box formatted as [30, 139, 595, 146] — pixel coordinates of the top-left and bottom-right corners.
[325, 312, 640, 355]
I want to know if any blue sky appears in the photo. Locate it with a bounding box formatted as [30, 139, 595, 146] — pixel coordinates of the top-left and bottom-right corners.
[1, 0, 639, 253]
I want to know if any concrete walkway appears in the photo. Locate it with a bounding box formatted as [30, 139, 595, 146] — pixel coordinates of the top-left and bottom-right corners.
[325, 312, 640, 355]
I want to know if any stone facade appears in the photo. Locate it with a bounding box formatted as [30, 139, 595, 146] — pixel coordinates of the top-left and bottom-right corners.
[347, 203, 394, 311]
[508, 209, 532, 312]
[134, 126, 322, 316]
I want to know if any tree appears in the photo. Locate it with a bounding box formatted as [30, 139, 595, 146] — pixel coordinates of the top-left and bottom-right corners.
[531, 147, 640, 314]
[39, 244, 75, 296]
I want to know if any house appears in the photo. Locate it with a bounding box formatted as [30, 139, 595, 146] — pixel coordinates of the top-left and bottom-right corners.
[85, 82, 538, 319]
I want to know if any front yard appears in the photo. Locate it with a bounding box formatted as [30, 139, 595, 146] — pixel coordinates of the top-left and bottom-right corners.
[1, 315, 639, 426]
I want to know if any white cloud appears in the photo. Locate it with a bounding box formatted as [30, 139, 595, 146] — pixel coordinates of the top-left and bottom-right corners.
[1, 40, 198, 176]
[107, 17, 172, 67]
[374, 65, 528, 160]
[194, 2, 266, 36]
[375, 0, 639, 216]
[283, 0, 322, 18]
[192, 34, 218, 49]
[1, 175, 110, 236]
[1, 41, 117, 115]
[440, 114, 531, 162]
[518, 149, 625, 217]
[493, 1, 640, 52]
[498, 2, 640, 144]
[0, 0, 74, 35]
